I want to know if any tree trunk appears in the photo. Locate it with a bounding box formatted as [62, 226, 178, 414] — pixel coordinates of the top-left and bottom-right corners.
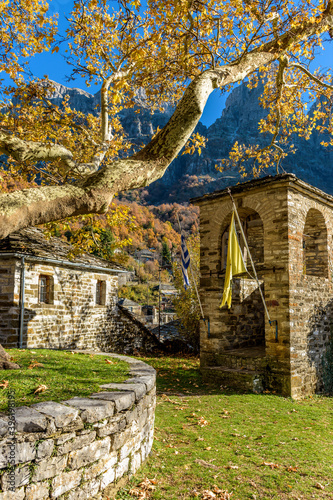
[0, 344, 20, 369]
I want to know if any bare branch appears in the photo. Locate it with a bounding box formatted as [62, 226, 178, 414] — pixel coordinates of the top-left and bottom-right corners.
[288, 63, 333, 91]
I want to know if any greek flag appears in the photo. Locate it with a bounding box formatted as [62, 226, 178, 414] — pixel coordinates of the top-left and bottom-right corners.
[181, 234, 190, 289]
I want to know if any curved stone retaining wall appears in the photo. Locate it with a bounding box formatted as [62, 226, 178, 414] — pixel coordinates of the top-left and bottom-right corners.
[0, 353, 156, 500]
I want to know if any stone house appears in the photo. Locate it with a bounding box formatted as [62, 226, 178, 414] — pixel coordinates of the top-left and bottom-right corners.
[193, 173, 333, 399]
[135, 249, 157, 262]
[118, 298, 142, 315]
[0, 227, 133, 351]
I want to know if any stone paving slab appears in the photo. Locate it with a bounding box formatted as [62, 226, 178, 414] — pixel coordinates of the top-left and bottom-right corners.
[125, 375, 155, 392]
[89, 391, 135, 412]
[25, 481, 50, 500]
[1, 464, 30, 491]
[0, 419, 7, 437]
[32, 455, 67, 482]
[0, 442, 36, 468]
[31, 401, 79, 427]
[129, 365, 156, 373]
[0, 486, 25, 499]
[99, 383, 146, 401]
[62, 397, 115, 423]
[3, 406, 47, 433]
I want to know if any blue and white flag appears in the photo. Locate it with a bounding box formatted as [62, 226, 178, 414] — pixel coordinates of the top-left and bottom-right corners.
[181, 233, 190, 289]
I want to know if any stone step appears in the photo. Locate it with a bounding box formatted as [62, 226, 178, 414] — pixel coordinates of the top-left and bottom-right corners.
[201, 366, 264, 393]
[215, 346, 266, 372]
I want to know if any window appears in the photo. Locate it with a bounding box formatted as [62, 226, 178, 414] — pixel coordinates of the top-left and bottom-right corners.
[303, 208, 328, 277]
[38, 275, 53, 304]
[96, 280, 106, 305]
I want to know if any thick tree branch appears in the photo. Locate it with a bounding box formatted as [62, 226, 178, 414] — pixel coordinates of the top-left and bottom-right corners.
[0, 3, 333, 238]
[0, 131, 76, 170]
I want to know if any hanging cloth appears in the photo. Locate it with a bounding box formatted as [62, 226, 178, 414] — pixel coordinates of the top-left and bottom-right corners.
[220, 211, 247, 308]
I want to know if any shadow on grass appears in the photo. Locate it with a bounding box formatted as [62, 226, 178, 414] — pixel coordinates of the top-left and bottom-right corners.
[136, 353, 268, 398]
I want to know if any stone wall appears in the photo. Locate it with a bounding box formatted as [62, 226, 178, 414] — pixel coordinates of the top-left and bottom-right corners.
[0, 353, 156, 500]
[287, 187, 333, 398]
[23, 263, 119, 351]
[194, 174, 333, 398]
[110, 305, 163, 354]
[0, 260, 165, 355]
[197, 187, 289, 382]
[0, 259, 19, 347]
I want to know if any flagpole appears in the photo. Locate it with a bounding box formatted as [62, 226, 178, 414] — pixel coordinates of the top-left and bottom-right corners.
[176, 212, 206, 322]
[227, 189, 273, 326]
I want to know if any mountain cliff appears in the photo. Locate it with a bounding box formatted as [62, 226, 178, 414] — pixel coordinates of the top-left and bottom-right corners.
[49, 81, 333, 203]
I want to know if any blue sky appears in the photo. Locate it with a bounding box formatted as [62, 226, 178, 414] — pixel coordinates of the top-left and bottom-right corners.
[27, 0, 333, 127]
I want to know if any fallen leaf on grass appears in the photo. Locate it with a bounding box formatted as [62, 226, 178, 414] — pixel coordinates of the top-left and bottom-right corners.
[34, 384, 48, 394]
[314, 482, 325, 490]
[201, 486, 233, 499]
[225, 465, 239, 470]
[129, 488, 149, 499]
[129, 477, 157, 498]
[0, 380, 9, 389]
[194, 459, 220, 470]
[161, 394, 180, 405]
[28, 362, 44, 369]
[286, 465, 298, 472]
[105, 359, 114, 364]
[198, 416, 210, 427]
[205, 447, 212, 451]
[201, 491, 217, 499]
[262, 462, 279, 469]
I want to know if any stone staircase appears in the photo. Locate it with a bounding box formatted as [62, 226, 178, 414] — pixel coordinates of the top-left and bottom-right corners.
[201, 346, 267, 393]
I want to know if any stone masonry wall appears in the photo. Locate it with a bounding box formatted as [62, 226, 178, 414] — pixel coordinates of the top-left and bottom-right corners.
[287, 186, 333, 398]
[195, 175, 333, 398]
[0, 259, 20, 347]
[0, 260, 119, 351]
[196, 180, 292, 396]
[0, 353, 156, 500]
[109, 305, 163, 355]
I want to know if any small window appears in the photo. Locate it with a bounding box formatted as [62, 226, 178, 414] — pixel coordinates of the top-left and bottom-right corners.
[303, 208, 328, 277]
[96, 280, 106, 305]
[38, 275, 53, 304]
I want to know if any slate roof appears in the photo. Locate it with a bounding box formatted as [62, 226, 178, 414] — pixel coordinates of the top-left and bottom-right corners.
[0, 227, 125, 272]
[152, 283, 177, 295]
[191, 172, 333, 206]
[150, 319, 185, 343]
[118, 298, 142, 308]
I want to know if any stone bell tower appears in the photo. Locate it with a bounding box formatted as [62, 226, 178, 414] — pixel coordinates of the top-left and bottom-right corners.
[192, 173, 333, 399]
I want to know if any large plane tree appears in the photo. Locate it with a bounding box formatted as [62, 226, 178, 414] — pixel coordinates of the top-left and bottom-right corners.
[0, 0, 333, 236]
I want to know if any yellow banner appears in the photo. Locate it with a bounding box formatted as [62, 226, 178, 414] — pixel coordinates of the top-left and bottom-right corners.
[220, 211, 247, 308]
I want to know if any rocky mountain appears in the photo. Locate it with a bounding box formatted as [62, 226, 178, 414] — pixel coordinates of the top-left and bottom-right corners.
[49, 80, 333, 204]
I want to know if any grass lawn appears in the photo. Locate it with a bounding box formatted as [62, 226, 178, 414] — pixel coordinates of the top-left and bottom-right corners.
[115, 355, 333, 500]
[0, 349, 129, 411]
